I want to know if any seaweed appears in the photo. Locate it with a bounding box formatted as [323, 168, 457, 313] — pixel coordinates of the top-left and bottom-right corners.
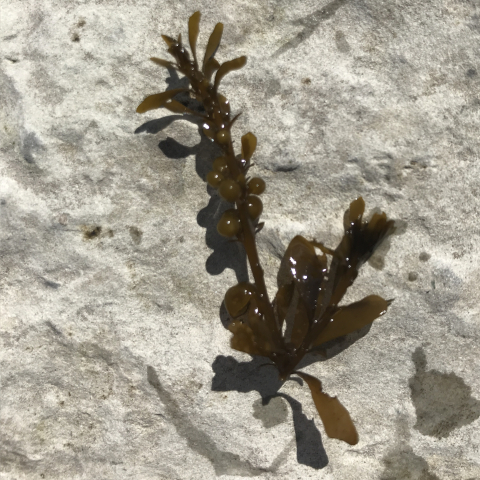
[137, 12, 395, 448]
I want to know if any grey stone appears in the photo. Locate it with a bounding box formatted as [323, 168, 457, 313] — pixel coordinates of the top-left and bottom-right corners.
[1, 0, 479, 478]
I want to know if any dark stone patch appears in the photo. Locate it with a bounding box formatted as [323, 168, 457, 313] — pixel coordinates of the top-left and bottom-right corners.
[335, 30, 351, 53]
[419, 252, 430, 262]
[380, 444, 440, 480]
[154, 302, 174, 313]
[273, 0, 349, 57]
[41, 278, 61, 289]
[368, 254, 384, 270]
[82, 225, 102, 240]
[409, 347, 480, 438]
[392, 219, 408, 236]
[0, 448, 40, 474]
[79, 342, 115, 367]
[408, 272, 418, 281]
[58, 213, 69, 225]
[129, 226, 143, 245]
[265, 77, 282, 98]
[252, 396, 288, 428]
[21, 131, 43, 164]
[466, 68, 477, 78]
[424, 267, 462, 313]
[275, 163, 299, 173]
[71, 20, 85, 43]
[45, 321, 62, 335]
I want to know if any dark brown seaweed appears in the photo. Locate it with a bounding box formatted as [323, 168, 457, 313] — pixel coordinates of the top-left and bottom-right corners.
[137, 11, 395, 450]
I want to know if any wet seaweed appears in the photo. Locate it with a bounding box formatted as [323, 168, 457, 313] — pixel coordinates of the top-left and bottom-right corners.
[137, 11, 395, 448]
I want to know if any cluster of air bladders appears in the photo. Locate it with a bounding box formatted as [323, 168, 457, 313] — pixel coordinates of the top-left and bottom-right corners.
[137, 11, 396, 448]
[207, 157, 265, 238]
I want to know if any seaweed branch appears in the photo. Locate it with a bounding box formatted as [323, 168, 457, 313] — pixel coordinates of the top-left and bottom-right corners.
[137, 11, 395, 448]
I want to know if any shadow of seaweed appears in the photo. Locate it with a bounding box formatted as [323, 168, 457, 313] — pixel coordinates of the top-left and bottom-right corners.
[135, 85, 248, 282]
[275, 393, 328, 469]
[197, 195, 249, 280]
[211, 355, 329, 469]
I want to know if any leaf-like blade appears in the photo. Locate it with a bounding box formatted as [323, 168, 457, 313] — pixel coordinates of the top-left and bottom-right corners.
[296, 372, 359, 445]
[204, 57, 220, 80]
[344, 196, 365, 230]
[278, 235, 327, 319]
[312, 295, 389, 347]
[188, 11, 201, 67]
[241, 132, 257, 161]
[290, 298, 309, 347]
[228, 321, 267, 357]
[150, 57, 177, 69]
[161, 35, 176, 48]
[217, 94, 230, 115]
[315, 197, 395, 312]
[229, 293, 284, 357]
[136, 89, 187, 113]
[214, 56, 247, 91]
[203, 23, 223, 72]
[273, 283, 294, 331]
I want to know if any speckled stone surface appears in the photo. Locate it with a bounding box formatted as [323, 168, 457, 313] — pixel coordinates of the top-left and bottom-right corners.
[1, 1, 480, 479]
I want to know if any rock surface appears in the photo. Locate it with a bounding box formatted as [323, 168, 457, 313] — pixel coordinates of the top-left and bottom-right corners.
[1, 0, 480, 478]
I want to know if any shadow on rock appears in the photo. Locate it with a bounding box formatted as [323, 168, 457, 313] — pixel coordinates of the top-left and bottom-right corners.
[211, 355, 329, 469]
[409, 347, 480, 438]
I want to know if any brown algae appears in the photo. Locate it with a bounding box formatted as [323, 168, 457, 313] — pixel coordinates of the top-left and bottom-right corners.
[136, 11, 395, 448]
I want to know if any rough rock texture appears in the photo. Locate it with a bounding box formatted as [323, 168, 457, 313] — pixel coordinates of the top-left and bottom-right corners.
[1, 0, 480, 479]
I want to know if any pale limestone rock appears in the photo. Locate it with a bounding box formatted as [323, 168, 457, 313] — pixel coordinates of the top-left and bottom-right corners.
[1, 1, 480, 479]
